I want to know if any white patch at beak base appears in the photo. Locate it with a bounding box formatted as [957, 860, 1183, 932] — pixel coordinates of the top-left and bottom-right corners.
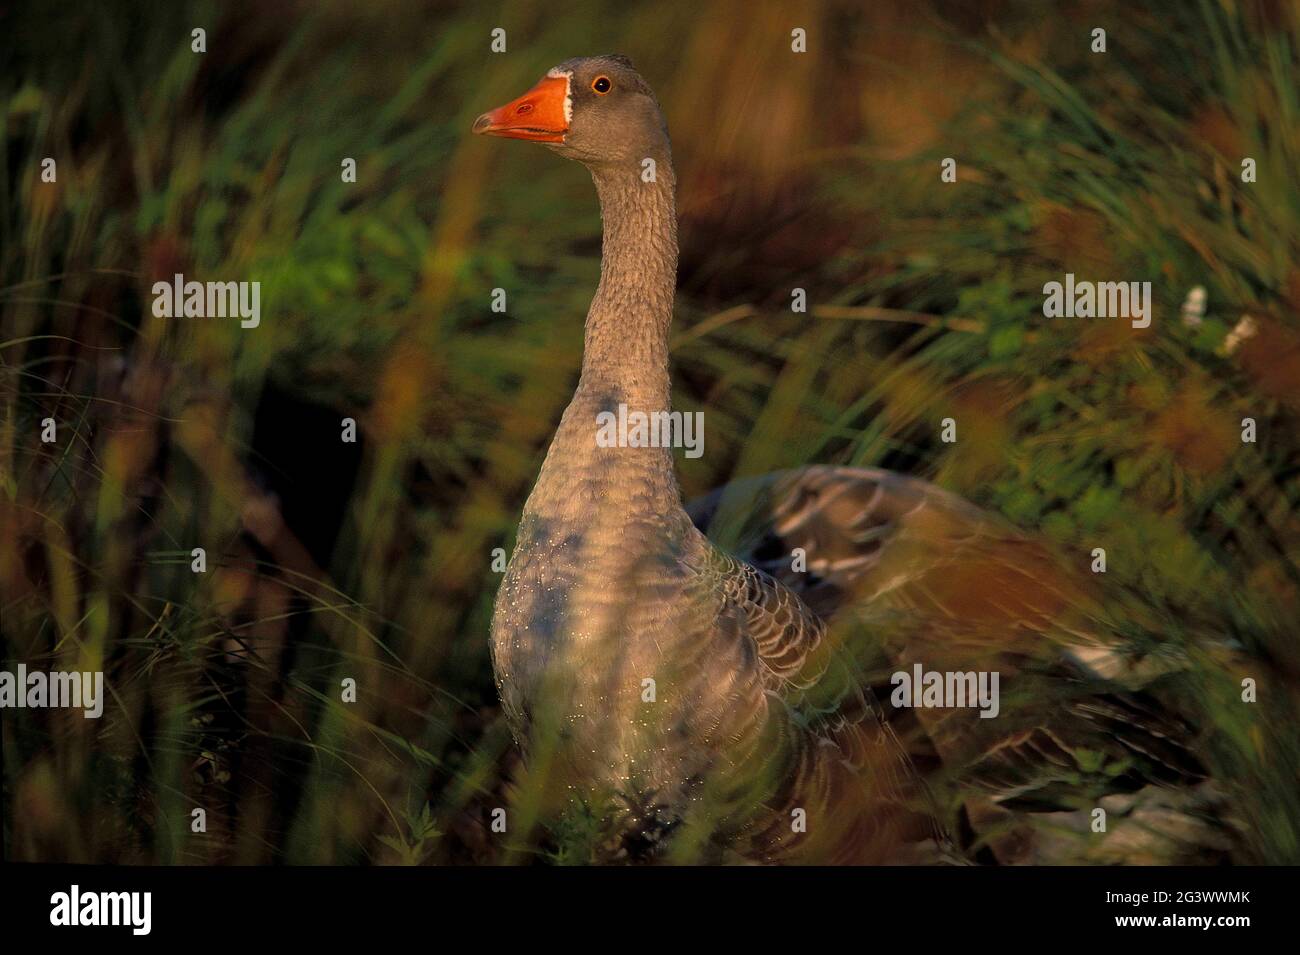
[546, 67, 574, 124]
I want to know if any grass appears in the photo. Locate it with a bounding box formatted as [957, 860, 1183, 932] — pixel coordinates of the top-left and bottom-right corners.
[1, 0, 1298, 864]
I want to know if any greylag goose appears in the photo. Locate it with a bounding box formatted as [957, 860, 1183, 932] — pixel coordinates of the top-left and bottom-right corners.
[476, 56, 1229, 864]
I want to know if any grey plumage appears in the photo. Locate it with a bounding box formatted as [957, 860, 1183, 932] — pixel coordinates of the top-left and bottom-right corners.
[480, 57, 1232, 863]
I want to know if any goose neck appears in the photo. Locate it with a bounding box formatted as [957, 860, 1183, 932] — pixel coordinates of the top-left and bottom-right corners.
[577, 161, 678, 408]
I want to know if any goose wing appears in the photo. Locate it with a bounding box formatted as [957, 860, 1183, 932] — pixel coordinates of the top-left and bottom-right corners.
[700, 543, 949, 860]
[690, 465, 1233, 862]
[690, 465, 1138, 676]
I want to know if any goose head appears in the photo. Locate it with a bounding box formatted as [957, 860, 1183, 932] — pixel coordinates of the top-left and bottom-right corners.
[473, 54, 670, 168]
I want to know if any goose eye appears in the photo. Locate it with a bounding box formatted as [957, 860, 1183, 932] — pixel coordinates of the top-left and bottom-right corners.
[591, 76, 612, 94]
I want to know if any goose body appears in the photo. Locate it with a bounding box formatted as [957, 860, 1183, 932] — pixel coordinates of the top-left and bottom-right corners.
[478, 56, 1228, 863]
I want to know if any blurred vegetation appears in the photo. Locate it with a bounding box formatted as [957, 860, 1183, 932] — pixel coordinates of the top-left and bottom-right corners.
[1, 0, 1297, 863]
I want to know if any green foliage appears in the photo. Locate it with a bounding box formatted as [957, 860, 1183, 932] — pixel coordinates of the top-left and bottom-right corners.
[1, 0, 1297, 864]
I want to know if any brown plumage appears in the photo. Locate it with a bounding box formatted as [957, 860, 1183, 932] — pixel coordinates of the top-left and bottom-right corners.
[477, 57, 1230, 864]
[690, 466, 1230, 862]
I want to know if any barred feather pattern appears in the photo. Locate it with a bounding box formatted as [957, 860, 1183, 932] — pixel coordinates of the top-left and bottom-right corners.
[689, 465, 1235, 863]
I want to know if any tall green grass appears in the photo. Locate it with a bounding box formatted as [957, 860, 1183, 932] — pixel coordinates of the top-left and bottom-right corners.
[2, 0, 1297, 863]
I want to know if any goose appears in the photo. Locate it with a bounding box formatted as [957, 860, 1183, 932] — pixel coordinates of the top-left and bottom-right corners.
[475, 55, 1230, 864]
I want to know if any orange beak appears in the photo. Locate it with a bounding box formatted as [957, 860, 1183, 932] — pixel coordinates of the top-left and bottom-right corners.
[472, 75, 569, 142]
